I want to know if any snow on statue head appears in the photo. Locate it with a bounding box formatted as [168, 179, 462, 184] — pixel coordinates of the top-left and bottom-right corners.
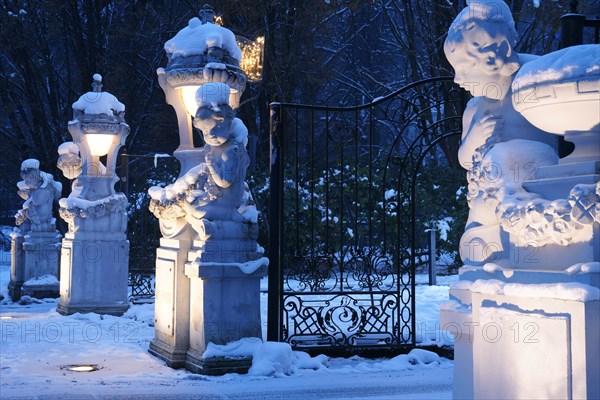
[444, 0, 520, 99]
[193, 82, 236, 146]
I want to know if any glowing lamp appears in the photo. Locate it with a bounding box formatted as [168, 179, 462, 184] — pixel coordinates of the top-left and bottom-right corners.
[85, 134, 114, 157]
[180, 85, 240, 117]
[63, 364, 100, 372]
[181, 86, 201, 117]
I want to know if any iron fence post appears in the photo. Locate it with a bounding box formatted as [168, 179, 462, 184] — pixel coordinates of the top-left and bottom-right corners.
[120, 153, 129, 197]
[428, 229, 437, 286]
[268, 103, 284, 342]
[560, 2, 585, 49]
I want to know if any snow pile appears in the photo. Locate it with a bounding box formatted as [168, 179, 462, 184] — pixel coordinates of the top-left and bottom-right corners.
[59, 193, 126, 211]
[415, 275, 458, 346]
[18, 295, 44, 305]
[471, 279, 505, 295]
[72, 74, 125, 116]
[22, 274, 59, 287]
[440, 299, 468, 312]
[57, 141, 80, 155]
[503, 282, 600, 302]
[471, 278, 600, 301]
[249, 342, 296, 376]
[355, 349, 442, 372]
[565, 261, 600, 275]
[200, 339, 328, 377]
[384, 189, 397, 200]
[203, 337, 263, 359]
[513, 45, 600, 89]
[164, 18, 242, 61]
[482, 262, 502, 273]
[450, 280, 474, 290]
[194, 257, 269, 275]
[436, 217, 454, 241]
[72, 91, 125, 115]
[123, 303, 155, 326]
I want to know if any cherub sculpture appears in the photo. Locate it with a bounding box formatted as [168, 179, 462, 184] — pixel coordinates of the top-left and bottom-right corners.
[15, 159, 62, 232]
[149, 82, 256, 240]
[186, 82, 250, 224]
[444, 0, 558, 265]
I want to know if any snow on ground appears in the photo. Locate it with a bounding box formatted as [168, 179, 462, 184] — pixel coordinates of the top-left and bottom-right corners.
[0, 254, 454, 399]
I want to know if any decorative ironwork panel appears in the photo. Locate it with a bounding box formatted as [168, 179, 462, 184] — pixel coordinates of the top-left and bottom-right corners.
[268, 77, 466, 351]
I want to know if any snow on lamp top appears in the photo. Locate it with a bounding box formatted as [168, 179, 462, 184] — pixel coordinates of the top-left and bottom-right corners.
[164, 16, 242, 64]
[512, 44, 600, 136]
[72, 74, 125, 117]
[513, 45, 600, 89]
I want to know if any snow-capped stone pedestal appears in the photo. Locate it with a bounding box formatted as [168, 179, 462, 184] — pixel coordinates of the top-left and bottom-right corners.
[56, 75, 130, 316]
[8, 159, 62, 301]
[441, 2, 599, 399]
[149, 9, 268, 374]
[183, 221, 268, 374]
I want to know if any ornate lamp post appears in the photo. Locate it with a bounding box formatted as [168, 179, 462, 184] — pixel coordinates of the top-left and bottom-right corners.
[148, 4, 268, 374]
[57, 74, 130, 316]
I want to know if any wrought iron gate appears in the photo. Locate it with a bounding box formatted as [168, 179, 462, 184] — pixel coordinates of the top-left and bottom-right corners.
[268, 77, 466, 352]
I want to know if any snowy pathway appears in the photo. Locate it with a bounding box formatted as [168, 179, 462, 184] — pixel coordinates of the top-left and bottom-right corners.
[0, 258, 455, 400]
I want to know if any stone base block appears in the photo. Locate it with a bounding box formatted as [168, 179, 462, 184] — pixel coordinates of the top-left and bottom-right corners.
[185, 350, 252, 375]
[148, 338, 188, 369]
[57, 237, 129, 316]
[185, 261, 267, 363]
[56, 302, 129, 316]
[21, 283, 59, 299]
[9, 231, 61, 301]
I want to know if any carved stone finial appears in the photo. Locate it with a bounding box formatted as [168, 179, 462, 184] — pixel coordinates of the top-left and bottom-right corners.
[200, 4, 214, 24]
[569, 0, 579, 13]
[92, 73, 103, 92]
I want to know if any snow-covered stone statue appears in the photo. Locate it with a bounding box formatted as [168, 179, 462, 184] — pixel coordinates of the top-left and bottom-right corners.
[444, 1, 559, 266]
[441, 2, 599, 399]
[150, 82, 264, 265]
[56, 74, 130, 316]
[9, 159, 62, 301]
[148, 5, 268, 375]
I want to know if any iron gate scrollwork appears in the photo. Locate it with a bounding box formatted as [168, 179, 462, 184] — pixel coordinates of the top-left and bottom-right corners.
[268, 77, 466, 351]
